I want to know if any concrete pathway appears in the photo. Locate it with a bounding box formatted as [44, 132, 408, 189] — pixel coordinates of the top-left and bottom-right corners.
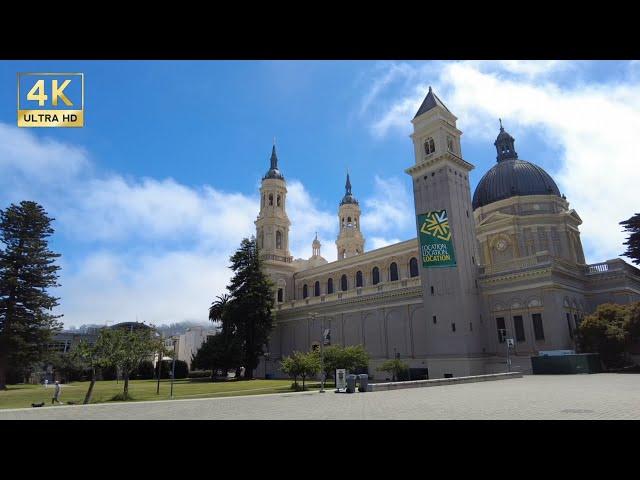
[1, 374, 638, 420]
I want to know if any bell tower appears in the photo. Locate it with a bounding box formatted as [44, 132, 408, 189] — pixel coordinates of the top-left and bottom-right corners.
[336, 173, 365, 259]
[405, 87, 484, 374]
[255, 143, 292, 263]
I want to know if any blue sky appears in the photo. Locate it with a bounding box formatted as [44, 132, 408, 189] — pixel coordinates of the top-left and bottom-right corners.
[1, 60, 638, 328]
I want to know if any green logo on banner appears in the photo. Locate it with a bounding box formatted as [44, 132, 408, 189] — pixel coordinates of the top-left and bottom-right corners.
[417, 210, 456, 268]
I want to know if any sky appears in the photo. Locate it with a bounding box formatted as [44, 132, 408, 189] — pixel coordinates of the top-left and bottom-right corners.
[0, 60, 638, 328]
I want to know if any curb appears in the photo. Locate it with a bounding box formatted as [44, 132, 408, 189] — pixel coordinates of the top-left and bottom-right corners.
[367, 372, 523, 392]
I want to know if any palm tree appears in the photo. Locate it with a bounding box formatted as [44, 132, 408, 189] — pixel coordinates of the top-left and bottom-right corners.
[209, 294, 231, 326]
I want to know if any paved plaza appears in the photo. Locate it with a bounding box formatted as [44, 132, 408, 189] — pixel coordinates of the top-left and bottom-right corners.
[1, 374, 638, 420]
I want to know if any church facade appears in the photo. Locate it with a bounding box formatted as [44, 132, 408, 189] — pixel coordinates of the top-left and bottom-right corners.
[255, 88, 640, 379]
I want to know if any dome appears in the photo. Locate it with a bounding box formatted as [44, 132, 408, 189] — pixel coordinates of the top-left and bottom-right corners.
[472, 159, 561, 209]
[472, 122, 561, 209]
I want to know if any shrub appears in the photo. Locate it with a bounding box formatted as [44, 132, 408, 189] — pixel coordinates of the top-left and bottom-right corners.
[101, 365, 117, 381]
[160, 359, 189, 379]
[133, 360, 155, 379]
[378, 358, 409, 382]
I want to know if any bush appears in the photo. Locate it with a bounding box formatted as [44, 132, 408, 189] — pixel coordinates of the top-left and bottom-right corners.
[100, 365, 117, 381]
[378, 358, 409, 381]
[188, 370, 212, 379]
[133, 360, 155, 379]
[159, 360, 188, 379]
[6, 365, 28, 384]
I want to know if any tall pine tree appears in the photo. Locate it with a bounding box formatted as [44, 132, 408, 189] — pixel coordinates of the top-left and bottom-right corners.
[621, 213, 640, 265]
[225, 237, 274, 379]
[0, 201, 62, 389]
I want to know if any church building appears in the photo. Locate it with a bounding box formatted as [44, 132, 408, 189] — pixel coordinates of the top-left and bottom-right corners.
[255, 87, 640, 379]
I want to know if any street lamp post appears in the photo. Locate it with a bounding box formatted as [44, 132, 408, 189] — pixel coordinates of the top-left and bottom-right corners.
[156, 332, 163, 395]
[264, 352, 270, 379]
[170, 338, 177, 399]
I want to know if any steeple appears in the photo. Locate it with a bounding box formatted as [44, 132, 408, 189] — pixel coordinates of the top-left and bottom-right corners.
[256, 141, 291, 264]
[312, 232, 321, 257]
[494, 119, 518, 162]
[264, 142, 285, 180]
[336, 173, 364, 259]
[414, 86, 451, 119]
[340, 172, 358, 206]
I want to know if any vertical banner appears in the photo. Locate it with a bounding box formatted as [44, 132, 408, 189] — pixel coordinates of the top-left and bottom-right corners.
[417, 210, 456, 268]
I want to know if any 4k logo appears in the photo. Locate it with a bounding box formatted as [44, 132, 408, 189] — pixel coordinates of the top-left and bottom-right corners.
[17, 73, 84, 127]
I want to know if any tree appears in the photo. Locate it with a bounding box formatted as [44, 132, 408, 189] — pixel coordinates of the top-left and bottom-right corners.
[620, 213, 640, 265]
[322, 344, 370, 381]
[378, 358, 409, 382]
[100, 327, 163, 399]
[71, 334, 112, 404]
[191, 332, 242, 379]
[209, 294, 230, 326]
[624, 302, 640, 344]
[301, 351, 321, 390]
[221, 237, 275, 379]
[280, 351, 305, 390]
[0, 201, 63, 389]
[577, 303, 629, 368]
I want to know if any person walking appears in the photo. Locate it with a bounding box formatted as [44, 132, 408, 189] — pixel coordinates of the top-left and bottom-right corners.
[52, 381, 62, 405]
[44, 379, 49, 388]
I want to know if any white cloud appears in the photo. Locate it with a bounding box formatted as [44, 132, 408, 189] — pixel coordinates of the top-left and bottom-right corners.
[0, 123, 90, 183]
[59, 250, 231, 327]
[361, 175, 413, 235]
[286, 180, 337, 261]
[361, 60, 639, 263]
[369, 237, 403, 250]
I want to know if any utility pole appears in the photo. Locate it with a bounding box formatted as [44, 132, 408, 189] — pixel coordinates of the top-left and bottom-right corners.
[170, 338, 177, 399]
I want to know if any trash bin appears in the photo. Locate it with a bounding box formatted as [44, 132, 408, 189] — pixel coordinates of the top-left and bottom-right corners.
[358, 374, 368, 392]
[346, 374, 357, 393]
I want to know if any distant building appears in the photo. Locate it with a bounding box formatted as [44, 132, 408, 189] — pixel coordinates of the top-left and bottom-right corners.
[163, 326, 217, 370]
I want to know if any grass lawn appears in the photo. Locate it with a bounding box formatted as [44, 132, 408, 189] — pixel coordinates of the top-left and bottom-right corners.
[0, 378, 303, 410]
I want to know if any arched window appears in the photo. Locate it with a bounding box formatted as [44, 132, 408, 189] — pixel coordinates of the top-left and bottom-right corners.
[341, 274, 348, 291]
[276, 230, 282, 249]
[424, 137, 435, 155]
[314, 281, 320, 297]
[327, 278, 334, 294]
[269, 194, 273, 206]
[347, 216, 352, 223]
[302, 284, 308, 299]
[277, 288, 283, 303]
[409, 257, 419, 277]
[277, 195, 281, 207]
[372, 266, 380, 285]
[356, 271, 363, 287]
[390, 262, 399, 281]
[262, 195, 265, 207]
[259, 230, 264, 249]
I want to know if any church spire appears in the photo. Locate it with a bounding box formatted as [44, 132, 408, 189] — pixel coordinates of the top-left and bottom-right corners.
[340, 172, 358, 206]
[494, 119, 518, 162]
[414, 86, 451, 119]
[264, 142, 284, 180]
